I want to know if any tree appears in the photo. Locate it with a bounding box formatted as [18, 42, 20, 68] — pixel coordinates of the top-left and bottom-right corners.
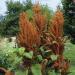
[62, 0, 75, 43]
[0, 0, 33, 36]
[0, 0, 53, 37]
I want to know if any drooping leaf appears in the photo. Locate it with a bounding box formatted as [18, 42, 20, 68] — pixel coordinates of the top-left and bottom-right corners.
[18, 47, 25, 55]
[24, 51, 33, 59]
[39, 46, 44, 52]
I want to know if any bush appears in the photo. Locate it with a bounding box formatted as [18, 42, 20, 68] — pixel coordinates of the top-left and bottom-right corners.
[0, 41, 23, 70]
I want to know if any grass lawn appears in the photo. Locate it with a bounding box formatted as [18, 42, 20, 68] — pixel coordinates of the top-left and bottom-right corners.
[64, 40, 75, 75]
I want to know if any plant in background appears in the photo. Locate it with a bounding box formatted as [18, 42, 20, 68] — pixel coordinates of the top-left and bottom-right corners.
[0, 41, 33, 71]
[62, 0, 75, 44]
[17, 12, 41, 51]
[0, 0, 33, 36]
[0, 42, 23, 70]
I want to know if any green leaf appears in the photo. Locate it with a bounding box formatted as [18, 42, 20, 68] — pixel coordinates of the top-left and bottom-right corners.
[18, 47, 25, 55]
[25, 69, 28, 75]
[39, 46, 44, 52]
[24, 51, 33, 59]
[50, 55, 58, 61]
[37, 55, 43, 62]
[31, 64, 42, 75]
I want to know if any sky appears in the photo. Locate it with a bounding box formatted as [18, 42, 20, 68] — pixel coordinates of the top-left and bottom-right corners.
[0, 0, 61, 15]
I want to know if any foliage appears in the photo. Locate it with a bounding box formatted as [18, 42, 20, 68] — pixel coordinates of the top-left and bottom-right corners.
[0, 39, 73, 75]
[16, 3, 70, 75]
[0, 39, 57, 75]
[0, 0, 53, 37]
[24, 0, 33, 10]
[62, 0, 75, 43]
[0, 1, 71, 75]
[41, 5, 53, 26]
[48, 9, 64, 55]
[17, 3, 53, 51]
[17, 12, 41, 51]
[0, 0, 33, 36]
[0, 42, 23, 70]
[33, 3, 47, 33]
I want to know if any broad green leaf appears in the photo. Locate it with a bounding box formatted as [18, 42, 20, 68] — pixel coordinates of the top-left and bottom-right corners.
[24, 51, 33, 59]
[50, 55, 58, 61]
[18, 47, 25, 55]
[31, 64, 42, 75]
[25, 69, 28, 75]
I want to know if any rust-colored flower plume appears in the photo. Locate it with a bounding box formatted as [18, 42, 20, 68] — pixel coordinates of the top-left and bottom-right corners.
[48, 9, 64, 55]
[33, 3, 46, 34]
[17, 12, 41, 51]
[50, 9, 64, 38]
